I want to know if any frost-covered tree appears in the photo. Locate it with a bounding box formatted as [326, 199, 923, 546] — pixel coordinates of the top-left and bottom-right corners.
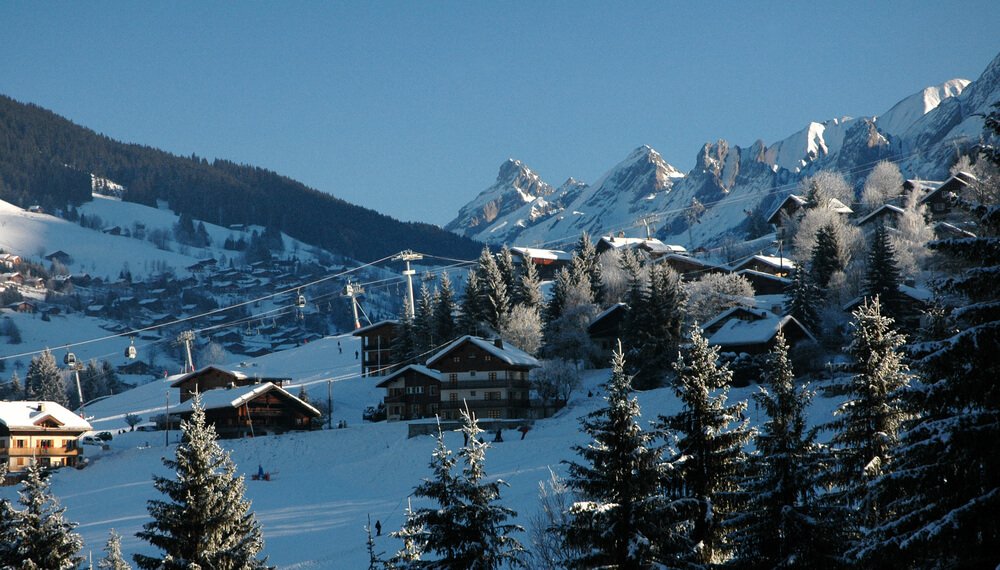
[730, 333, 836, 569]
[890, 188, 934, 282]
[414, 284, 436, 357]
[792, 203, 861, 268]
[528, 470, 577, 570]
[529, 358, 581, 412]
[389, 499, 426, 567]
[801, 171, 854, 210]
[499, 304, 542, 355]
[860, 160, 903, 212]
[433, 272, 457, 344]
[863, 224, 903, 318]
[516, 258, 543, 313]
[571, 232, 603, 304]
[25, 349, 69, 407]
[864, 120, 1000, 567]
[631, 263, 686, 389]
[827, 298, 910, 541]
[459, 268, 487, 336]
[561, 345, 697, 568]
[392, 298, 418, 368]
[542, 276, 597, 364]
[656, 326, 753, 566]
[135, 395, 267, 570]
[496, 246, 518, 305]
[596, 250, 629, 305]
[785, 266, 822, 332]
[809, 224, 844, 289]
[403, 410, 525, 569]
[15, 461, 84, 570]
[683, 272, 754, 326]
[99, 529, 132, 570]
[0, 463, 20, 568]
[478, 248, 511, 332]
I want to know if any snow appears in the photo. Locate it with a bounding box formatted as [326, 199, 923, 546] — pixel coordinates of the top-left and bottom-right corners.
[0, 401, 92, 431]
[425, 335, 540, 368]
[172, 382, 321, 417]
[0, 329, 849, 568]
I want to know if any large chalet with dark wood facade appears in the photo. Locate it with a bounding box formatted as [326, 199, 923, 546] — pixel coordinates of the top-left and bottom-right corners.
[352, 320, 399, 377]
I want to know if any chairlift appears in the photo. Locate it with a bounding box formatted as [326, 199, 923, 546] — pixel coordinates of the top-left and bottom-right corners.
[124, 337, 137, 360]
[64, 352, 78, 367]
[296, 290, 307, 309]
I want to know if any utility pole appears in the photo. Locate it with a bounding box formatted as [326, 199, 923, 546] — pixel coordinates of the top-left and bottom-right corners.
[165, 390, 170, 447]
[72, 364, 85, 419]
[327, 380, 333, 430]
[177, 330, 195, 373]
[394, 250, 423, 319]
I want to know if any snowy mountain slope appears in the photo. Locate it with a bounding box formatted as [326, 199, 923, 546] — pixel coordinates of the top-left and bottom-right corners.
[0, 334, 845, 569]
[448, 54, 996, 249]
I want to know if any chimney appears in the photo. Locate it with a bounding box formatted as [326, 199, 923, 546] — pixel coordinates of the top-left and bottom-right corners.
[37, 403, 45, 412]
[494, 338, 503, 349]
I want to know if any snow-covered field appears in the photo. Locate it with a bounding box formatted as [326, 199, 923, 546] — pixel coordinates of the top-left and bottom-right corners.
[0, 332, 844, 568]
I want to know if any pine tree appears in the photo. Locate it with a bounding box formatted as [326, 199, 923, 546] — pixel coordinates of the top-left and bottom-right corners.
[413, 284, 436, 357]
[617, 247, 646, 359]
[392, 298, 418, 368]
[827, 297, 910, 544]
[571, 232, 603, 304]
[15, 461, 84, 570]
[785, 266, 822, 332]
[134, 395, 267, 570]
[458, 269, 486, 336]
[631, 263, 685, 389]
[479, 248, 511, 332]
[561, 343, 697, 569]
[0, 463, 20, 568]
[516, 260, 543, 313]
[544, 268, 572, 324]
[365, 517, 386, 570]
[433, 272, 457, 344]
[863, 121, 1000, 567]
[496, 246, 518, 306]
[25, 349, 69, 407]
[810, 224, 843, 289]
[4, 370, 21, 400]
[863, 224, 902, 318]
[731, 333, 835, 569]
[656, 326, 753, 566]
[389, 500, 426, 567]
[99, 529, 132, 570]
[404, 411, 525, 569]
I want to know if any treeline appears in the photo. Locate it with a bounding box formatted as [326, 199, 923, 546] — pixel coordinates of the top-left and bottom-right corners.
[0, 95, 482, 262]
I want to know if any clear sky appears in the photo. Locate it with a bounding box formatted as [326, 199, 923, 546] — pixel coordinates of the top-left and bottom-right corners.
[1, 2, 998, 225]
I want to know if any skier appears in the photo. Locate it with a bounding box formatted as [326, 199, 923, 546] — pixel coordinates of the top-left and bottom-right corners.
[494, 428, 503, 443]
[375, 520, 382, 536]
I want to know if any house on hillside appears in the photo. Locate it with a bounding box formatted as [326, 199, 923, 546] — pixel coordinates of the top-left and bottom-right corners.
[376, 364, 442, 421]
[0, 254, 22, 269]
[170, 365, 289, 402]
[856, 204, 906, 232]
[733, 269, 791, 296]
[595, 234, 684, 259]
[353, 320, 399, 377]
[0, 401, 90, 477]
[729, 254, 796, 278]
[657, 253, 726, 280]
[587, 303, 628, 363]
[509, 247, 572, 279]
[44, 250, 72, 265]
[425, 336, 539, 421]
[919, 171, 978, 219]
[702, 307, 815, 355]
[171, 383, 320, 439]
[766, 194, 853, 229]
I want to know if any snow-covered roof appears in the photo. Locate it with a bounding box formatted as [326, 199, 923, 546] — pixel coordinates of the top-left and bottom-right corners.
[708, 313, 815, 347]
[766, 194, 807, 223]
[509, 246, 572, 261]
[856, 203, 905, 226]
[827, 198, 854, 215]
[730, 254, 796, 272]
[0, 401, 92, 431]
[169, 365, 248, 388]
[352, 320, 399, 336]
[638, 241, 687, 255]
[375, 364, 442, 387]
[426, 336, 540, 368]
[173, 382, 321, 417]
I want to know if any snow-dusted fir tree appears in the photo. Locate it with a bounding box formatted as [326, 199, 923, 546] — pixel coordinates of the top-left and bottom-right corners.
[862, 224, 902, 319]
[827, 297, 910, 543]
[459, 268, 487, 336]
[561, 343, 697, 568]
[392, 298, 418, 368]
[99, 530, 132, 570]
[478, 248, 511, 332]
[656, 326, 752, 567]
[631, 263, 686, 389]
[543, 267, 572, 324]
[499, 304, 542, 355]
[809, 224, 843, 289]
[730, 333, 836, 569]
[570, 232, 603, 304]
[863, 109, 1000, 568]
[389, 499, 426, 567]
[785, 264, 822, 332]
[134, 395, 267, 570]
[25, 349, 69, 407]
[0, 463, 20, 568]
[414, 284, 437, 357]
[433, 272, 457, 344]
[516, 259, 543, 313]
[14, 461, 84, 570]
[403, 410, 524, 569]
[496, 246, 518, 305]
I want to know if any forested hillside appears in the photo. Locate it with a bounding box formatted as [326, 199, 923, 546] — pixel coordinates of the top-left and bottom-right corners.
[0, 95, 482, 262]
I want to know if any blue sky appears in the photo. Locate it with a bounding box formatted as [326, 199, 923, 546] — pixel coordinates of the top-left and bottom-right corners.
[1, 2, 998, 225]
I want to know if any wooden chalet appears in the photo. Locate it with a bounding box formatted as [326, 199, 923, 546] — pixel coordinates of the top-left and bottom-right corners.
[426, 336, 539, 420]
[352, 320, 399, 377]
[172, 383, 320, 439]
[44, 250, 72, 265]
[656, 253, 727, 280]
[767, 194, 853, 228]
[170, 366, 289, 402]
[842, 285, 933, 332]
[856, 204, 906, 231]
[509, 247, 572, 279]
[733, 269, 792, 296]
[919, 171, 978, 218]
[587, 303, 628, 363]
[376, 364, 442, 421]
[702, 307, 815, 355]
[729, 254, 796, 278]
[0, 401, 91, 476]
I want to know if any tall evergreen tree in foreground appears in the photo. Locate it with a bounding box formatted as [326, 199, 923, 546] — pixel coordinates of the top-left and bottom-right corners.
[0, 463, 21, 568]
[561, 343, 696, 569]
[400, 410, 524, 569]
[863, 112, 1000, 568]
[731, 333, 836, 569]
[135, 395, 267, 570]
[810, 224, 843, 289]
[656, 326, 752, 567]
[863, 224, 902, 318]
[99, 530, 133, 570]
[785, 265, 822, 332]
[15, 461, 84, 570]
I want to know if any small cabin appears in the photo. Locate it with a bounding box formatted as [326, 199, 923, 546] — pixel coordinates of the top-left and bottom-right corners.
[172, 383, 320, 439]
[170, 366, 288, 402]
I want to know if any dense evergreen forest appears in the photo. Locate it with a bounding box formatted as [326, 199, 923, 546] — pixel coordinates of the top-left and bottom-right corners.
[0, 95, 482, 262]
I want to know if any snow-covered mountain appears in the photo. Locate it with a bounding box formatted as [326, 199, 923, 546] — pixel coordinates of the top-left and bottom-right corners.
[448, 53, 1000, 249]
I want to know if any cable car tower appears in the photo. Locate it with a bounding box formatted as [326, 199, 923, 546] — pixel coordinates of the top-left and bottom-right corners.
[393, 250, 423, 319]
[343, 281, 365, 330]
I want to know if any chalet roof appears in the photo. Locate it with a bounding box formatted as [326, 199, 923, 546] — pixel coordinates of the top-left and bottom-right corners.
[352, 319, 399, 336]
[766, 194, 807, 224]
[0, 401, 92, 431]
[707, 312, 815, 347]
[933, 221, 976, 238]
[856, 203, 905, 227]
[588, 303, 627, 334]
[375, 364, 442, 388]
[169, 365, 248, 388]
[729, 254, 796, 273]
[920, 172, 976, 204]
[427, 335, 539, 368]
[173, 383, 321, 417]
[701, 306, 769, 332]
[509, 246, 572, 261]
[733, 268, 792, 287]
[638, 241, 687, 255]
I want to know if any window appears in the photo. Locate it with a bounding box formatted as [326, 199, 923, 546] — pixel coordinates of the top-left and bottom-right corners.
[487, 409, 502, 419]
[452, 356, 461, 363]
[364, 336, 369, 347]
[391, 405, 402, 416]
[406, 386, 424, 395]
[15, 439, 25, 448]
[429, 385, 438, 396]
[430, 404, 439, 413]
[470, 370, 477, 377]
[410, 404, 420, 415]
[484, 354, 492, 361]
[470, 391, 477, 397]
[488, 372, 497, 381]
[450, 393, 458, 402]
[449, 373, 458, 383]
[486, 391, 501, 401]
